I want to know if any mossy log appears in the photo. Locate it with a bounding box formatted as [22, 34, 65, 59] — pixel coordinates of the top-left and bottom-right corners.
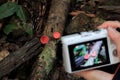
[29, 0, 71, 80]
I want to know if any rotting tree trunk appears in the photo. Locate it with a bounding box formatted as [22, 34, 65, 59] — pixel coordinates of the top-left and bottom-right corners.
[29, 0, 70, 80]
[98, 6, 120, 13]
[0, 38, 42, 78]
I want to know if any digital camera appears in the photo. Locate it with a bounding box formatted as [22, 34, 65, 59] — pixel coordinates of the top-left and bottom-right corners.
[61, 29, 119, 73]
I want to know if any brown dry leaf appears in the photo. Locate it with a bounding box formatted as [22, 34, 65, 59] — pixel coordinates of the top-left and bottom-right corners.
[0, 21, 2, 28]
[0, 49, 9, 61]
[69, 10, 96, 17]
[80, 4, 85, 8]
[69, 11, 85, 16]
[88, 0, 96, 7]
[86, 13, 96, 17]
[0, 23, 2, 28]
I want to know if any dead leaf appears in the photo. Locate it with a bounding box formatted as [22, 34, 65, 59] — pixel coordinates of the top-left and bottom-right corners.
[69, 10, 96, 17]
[0, 49, 9, 61]
[86, 13, 96, 17]
[0, 21, 2, 28]
[88, 0, 96, 7]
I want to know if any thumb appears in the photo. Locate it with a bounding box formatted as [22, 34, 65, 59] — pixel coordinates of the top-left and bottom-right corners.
[107, 27, 120, 57]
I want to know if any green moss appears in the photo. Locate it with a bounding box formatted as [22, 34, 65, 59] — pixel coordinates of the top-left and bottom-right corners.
[39, 41, 56, 74]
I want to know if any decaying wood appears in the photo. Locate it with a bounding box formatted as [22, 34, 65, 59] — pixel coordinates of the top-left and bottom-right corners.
[66, 13, 92, 34]
[29, 0, 70, 80]
[98, 6, 120, 13]
[48, 63, 83, 80]
[66, 13, 105, 34]
[35, 0, 48, 35]
[0, 38, 42, 78]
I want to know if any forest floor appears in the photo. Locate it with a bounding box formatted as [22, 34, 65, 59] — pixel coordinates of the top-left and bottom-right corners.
[0, 0, 120, 80]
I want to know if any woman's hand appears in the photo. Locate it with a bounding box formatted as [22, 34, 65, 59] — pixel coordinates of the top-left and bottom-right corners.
[74, 21, 120, 80]
[74, 70, 114, 80]
[99, 21, 120, 58]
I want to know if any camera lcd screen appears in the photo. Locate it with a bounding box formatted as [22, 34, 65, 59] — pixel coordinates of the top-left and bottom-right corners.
[68, 38, 110, 71]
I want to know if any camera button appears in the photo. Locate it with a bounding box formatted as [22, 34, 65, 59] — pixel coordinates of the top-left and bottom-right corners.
[113, 49, 117, 57]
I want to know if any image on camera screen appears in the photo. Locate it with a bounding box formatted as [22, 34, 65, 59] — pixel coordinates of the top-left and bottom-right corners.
[68, 38, 110, 71]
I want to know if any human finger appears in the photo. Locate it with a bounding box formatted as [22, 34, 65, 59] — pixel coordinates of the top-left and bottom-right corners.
[98, 21, 120, 28]
[107, 27, 120, 58]
[74, 70, 114, 80]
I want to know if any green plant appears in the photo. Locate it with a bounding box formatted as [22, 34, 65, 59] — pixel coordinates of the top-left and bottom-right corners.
[0, 1, 33, 36]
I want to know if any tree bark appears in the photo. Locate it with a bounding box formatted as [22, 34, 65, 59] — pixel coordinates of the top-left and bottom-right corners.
[98, 6, 120, 13]
[0, 38, 42, 78]
[29, 0, 70, 80]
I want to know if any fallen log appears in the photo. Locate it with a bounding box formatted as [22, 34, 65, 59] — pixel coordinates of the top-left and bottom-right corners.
[29, 0, 71, 80]
[98, 6, 120, 13]
[65, 13, 92, 34]
[0, 37, 42, 78]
